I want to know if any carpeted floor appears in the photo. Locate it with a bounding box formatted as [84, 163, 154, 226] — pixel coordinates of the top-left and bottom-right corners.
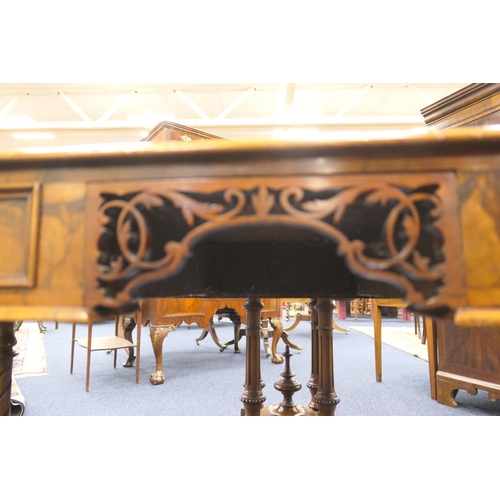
[13, 323, 47, 378]
[349, 321, 428, 361]
[12, 316, 500, 416]
[10, 322, 48, 416]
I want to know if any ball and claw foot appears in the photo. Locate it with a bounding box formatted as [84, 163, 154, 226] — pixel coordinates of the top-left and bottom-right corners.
[149, 371, 165, 385]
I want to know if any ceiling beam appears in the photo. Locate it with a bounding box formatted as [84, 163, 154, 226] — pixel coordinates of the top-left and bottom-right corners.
[216, 87, 255, 120]
[407, 84, 433, 105]
[58, 91, 92, 122]
[97, 90, 137, 122]
[0, 93, 27, 117]
[284, 83, 296, 109]
[174, 89, 210, 120]
[334, 85, 373, 118]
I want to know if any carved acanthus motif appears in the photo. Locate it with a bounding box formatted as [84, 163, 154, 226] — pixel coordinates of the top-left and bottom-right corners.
[95, 181, 445, 308]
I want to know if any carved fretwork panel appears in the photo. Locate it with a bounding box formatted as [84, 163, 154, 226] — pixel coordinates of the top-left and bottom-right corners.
[84, 174, 465, 314]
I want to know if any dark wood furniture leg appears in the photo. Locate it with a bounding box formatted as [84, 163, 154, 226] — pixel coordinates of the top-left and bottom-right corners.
[332, 318, 349, 334]
[269, 314, 303, 364]
[306, 299, 319, 412]
[373, 301, 383, 382]
[206, 308, 243, 353]
[121, 310, 142, 383]
[149, 323, 176, 385]
[425, 317, 438, 400]
[13, 320, 46, 333]
[195, 316, 228, 351]
[314, 298, 340, 416]
[122, 315, 137, 367]
[240, 297, 266, 416]
[0, 322, 16, 416]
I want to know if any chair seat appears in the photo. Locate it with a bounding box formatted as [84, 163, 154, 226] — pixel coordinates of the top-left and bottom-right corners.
[75, 335, 136, 351]
[70, 312, 142, 391]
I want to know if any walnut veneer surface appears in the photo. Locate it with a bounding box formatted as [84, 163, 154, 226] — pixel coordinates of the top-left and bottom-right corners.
[2, 128, 500, 414]
[421, 83, 500, 408]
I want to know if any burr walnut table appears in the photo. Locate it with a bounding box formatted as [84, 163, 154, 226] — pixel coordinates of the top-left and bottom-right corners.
[2, 129, 500, 416]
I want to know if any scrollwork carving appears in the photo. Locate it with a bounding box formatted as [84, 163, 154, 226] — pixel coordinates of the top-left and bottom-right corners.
[94, 180, 446, 309]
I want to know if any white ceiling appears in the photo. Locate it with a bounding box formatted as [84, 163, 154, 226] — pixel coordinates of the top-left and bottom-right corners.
[0, 83, 468, 150]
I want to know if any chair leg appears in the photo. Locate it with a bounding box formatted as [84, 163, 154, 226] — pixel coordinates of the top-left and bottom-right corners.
[70, 323, 76, 374]
[373, 303, 383, 382]
[135, 308, 142, 384]
[113, 315, 119, 368]
[85, 322, 92, 392]
[425, 317, 437, 400]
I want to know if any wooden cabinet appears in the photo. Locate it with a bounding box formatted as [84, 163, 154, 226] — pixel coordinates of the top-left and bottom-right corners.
[145, 120, 224, 143]
[433, 321, 500, 406]
[421, 83, 500, 130]
[422, 83, 500, 407]
[142, 297, 280, 329]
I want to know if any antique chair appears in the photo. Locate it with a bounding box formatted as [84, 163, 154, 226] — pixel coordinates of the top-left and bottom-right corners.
[372, 298, 436, 397]
[70, 313, 142, 392]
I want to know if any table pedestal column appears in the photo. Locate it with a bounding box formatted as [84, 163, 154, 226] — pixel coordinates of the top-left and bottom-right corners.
[240, 297, 266, 416]
[314, 298, 340, 416]
[306, 299, 319, 412]
[0, 322, 17, 417]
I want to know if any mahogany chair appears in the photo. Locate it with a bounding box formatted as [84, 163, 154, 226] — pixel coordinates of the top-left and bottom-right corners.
[70, 313, 142, 392]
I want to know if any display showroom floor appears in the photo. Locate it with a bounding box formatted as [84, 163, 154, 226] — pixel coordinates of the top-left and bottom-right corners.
[13, 316, 500, 416]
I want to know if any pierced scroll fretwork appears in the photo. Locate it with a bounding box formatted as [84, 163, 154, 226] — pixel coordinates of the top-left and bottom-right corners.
[92, 178, 451, 310]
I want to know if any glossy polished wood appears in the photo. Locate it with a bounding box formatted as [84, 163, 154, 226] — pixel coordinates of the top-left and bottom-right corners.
[422, 84, 500, 408]
[1, 130, 500, 414]
[421, 83, 500, 130]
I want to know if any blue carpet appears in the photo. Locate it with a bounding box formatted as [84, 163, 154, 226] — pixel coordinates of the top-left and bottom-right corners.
[14, 317, 500, 416]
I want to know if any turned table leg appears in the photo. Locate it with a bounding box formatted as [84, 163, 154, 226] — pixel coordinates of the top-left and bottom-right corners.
[240, 297, 266, 416]
[0, 322, 17, 416]
[306, 299, 319, 412]
[314, 298, 340, 416]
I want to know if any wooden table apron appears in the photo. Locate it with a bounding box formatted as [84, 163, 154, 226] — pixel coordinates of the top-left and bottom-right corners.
[83, 172, 464, 314]
[2, 132, 500, 416]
